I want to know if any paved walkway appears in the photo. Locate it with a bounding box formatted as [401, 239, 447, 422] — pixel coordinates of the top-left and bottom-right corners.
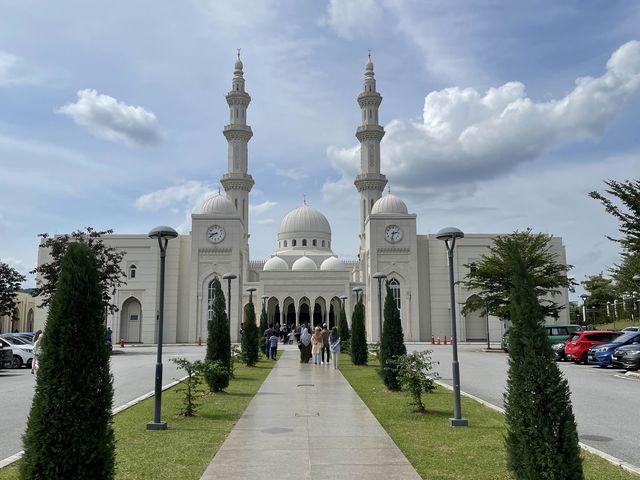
[200, 347, 421, 480]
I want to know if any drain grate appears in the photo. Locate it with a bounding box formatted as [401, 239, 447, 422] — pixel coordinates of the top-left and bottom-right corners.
[295, 412, 320, 417]
[297, 383, 315, 387]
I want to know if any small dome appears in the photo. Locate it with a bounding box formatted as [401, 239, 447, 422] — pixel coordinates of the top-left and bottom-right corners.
[279, 204, 331, 237]
[201, 193, 236, 215]
[263, 256, 288, 271]
[292, 256, 317, 271]
[371, 194, 408, 215]
[320, 256, 346, 271]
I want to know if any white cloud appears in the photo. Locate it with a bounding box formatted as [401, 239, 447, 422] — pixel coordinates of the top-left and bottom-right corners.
[134, 180, 214, 211]
[321, 0, 384, 39]
[257, 218, 275, 225]
[57, 89, 163, 146]
[250, 200, 278, 216]
[0, 50, 43, 86]
[275, 167, 310, 181]
[323, 41, 640, 202]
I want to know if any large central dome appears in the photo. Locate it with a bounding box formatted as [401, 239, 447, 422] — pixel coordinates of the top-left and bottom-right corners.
[277, 203, 332, 252]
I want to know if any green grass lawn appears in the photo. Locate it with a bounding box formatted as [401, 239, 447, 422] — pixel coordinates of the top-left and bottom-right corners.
[597, 319, 639, 331]
[0, 354, 278, 480]
[339, 354, 638, 480]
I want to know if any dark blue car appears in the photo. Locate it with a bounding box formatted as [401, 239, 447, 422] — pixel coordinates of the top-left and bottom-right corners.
[587, 331, 640, 367]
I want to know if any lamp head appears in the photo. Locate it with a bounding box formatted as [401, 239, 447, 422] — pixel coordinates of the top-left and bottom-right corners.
[339, 295, 348, 300]
[580, 294, 589, 301]
[352, 287, 363, 294]
[246, 287, 257, 293]
[373, 272, 387, 280]
[148, 226, 178, 240]
[222, 272, 237, 280]
[436, 226, 464, 241]
[261, 295, 269, 300]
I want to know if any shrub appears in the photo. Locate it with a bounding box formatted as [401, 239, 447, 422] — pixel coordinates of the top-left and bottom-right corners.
[241, 302, 260, 366]
[338, 303, 350, 353]
[170, 358, 205, 417]
[504, 243, 583, 480]
[379, 284, 406, 391]
[350, 301, 368, 365]
[394, 351, 438, 412]
[204, 360, 230, 393]
[206, 278, 231, 372]
[21, 243, 114, 480]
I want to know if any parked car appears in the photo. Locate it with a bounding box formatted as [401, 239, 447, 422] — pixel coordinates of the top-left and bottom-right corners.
[502, 324, 583, 352]
[0, 333, 32, 345]
[0, 342, 13, 370]
[565, 331, 621, 364]
[622, 326, 640, 332]
[612, 344, 640, 371]
[587, 331, 640, 367]
[0, 336, 33, 369]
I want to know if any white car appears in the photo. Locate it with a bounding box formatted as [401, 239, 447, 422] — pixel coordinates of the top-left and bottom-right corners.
[0, 336, 33, 369]
[622, 326, 640, 332]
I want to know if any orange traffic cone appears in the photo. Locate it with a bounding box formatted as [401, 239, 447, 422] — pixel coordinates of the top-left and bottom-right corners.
[436, 336, 441, 345]
[444, 336, 448, 345]
[198, 336, 202, 347]
[431, 335, 435, 344]
[119, 338, 124, 348]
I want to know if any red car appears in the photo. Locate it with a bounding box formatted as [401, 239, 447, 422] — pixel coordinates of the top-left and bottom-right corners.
[565, 331, 621, 364]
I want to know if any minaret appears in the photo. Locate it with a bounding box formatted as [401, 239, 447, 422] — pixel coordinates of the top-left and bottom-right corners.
[354, 51, 387, 243]
[220, 51, 255, 240]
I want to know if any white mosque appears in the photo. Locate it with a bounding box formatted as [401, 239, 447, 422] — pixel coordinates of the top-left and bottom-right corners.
[36, 54, 569, 344]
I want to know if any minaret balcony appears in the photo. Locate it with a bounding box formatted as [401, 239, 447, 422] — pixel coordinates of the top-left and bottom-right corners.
[355, 125, 385, 142]
[354, 173, 387, 192]
[226, 91, 251, 106]
[223, 125, 253, 142]
[221, 173, 255, 192]
[357, 92, 382, 107]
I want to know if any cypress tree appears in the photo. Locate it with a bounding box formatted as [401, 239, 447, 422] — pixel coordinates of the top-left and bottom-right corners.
[504, 244, 583, 480]
[206, 278, 230, 390]
[338, 302, 350, 353]
[350, 301, 368, 365]
[379, 284, 406, 390]
[241, 302, 260, 366]
[21, 243, 114, 480]
[259, 303, 268, 335]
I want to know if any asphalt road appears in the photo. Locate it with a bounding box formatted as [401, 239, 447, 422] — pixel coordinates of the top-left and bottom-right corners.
[0, 345, 204, 461]
[411, 344, 640, 469]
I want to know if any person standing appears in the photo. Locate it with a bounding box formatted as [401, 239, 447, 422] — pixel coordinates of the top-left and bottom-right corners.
[263, 324, 274, 356]
[311, 327, 323, 365]
[300, 326, 312, 363]
[268, 332, 279, 360]
[32, 330, 43, 375]
[321, 324, 330, 365]
[329, 327, 341, 369]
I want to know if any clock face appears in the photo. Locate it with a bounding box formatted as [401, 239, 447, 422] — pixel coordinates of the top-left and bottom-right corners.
[207, 225, 225, 243]
[384, 224, 403, 243]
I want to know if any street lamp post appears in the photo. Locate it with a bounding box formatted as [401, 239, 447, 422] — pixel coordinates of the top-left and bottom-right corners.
[373, 272, 387, 341]
[480, 294, 490, 350]
[246, 287, 256, 303]
[261, 295, 268, 309]
[436, 226, 468, 427]
[146, 225, 178, 431]
[222, 273, 237, 339]
[352, 287, 363, 304]
[580, 294, 589, 328]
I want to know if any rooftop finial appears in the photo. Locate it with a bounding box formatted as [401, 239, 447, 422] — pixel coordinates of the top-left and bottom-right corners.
[368, 49, 371, 61]
[218, 187, 221, 194]
[387, 185, 391, 194]
[303, 194, 307, 205]
[237, 48, 241, 60]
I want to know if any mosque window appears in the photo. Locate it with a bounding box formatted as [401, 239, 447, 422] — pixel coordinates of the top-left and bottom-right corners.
[322, 240, 325, 247]
[302, 239, 307, 247]
[388, 278, 401, 311]
[207, 279, 216, 321]
[284, 240, 287, 247]
[129, 264, 137, 279]
[312, 239, 317, 247]
[292, 239, 297, 247]
[470, 263, 477, 274]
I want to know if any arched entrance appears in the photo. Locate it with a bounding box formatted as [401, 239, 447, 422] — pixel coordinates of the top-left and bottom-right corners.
[120, 297, 142, 342]
[464, 295, 487, 341]
[299, 303, 310, 326]
[286, 304, 295, 326]
[313, 304, 323, 327]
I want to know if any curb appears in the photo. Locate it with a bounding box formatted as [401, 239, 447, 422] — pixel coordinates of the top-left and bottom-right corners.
[0, 375, 189, 470]
[434, 380, 640, 476]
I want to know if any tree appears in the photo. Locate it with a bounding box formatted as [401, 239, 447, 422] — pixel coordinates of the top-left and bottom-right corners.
[581, 273, 616, 326]
[241, 302, 260, 366]
[30, 228, 126, 314]
[170, 358, 205, 417]
[379, 284, 406, 390]
[338, 302, 350, 353]
[0, 261, 26, 318]
[589, 178, 640, 255]
[259, 303, 268, 336]
[205, 277, 230, 391]
[461, 229, 572, 321]
[394, 351, 438, 413]
[504, 243, 583, 480]
[350, 301, 367, 365]
[21, 243, 114, 480]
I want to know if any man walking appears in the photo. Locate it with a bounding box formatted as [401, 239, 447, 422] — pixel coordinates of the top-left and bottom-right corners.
[321, 324, 330, 365]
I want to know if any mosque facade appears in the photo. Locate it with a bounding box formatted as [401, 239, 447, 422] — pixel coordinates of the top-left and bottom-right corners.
[35, 55, 570, 344]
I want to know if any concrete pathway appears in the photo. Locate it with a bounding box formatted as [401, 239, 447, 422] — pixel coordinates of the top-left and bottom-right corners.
[200, 347, 421, 480]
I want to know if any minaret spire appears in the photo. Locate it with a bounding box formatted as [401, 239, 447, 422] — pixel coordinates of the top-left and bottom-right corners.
[220, 52, 255, 240]
[354, 51, 387, 240]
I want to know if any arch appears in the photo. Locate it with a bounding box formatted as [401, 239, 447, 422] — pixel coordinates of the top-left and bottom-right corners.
[282, 296, 295, 326]
[292, 239, 297, 247]
[267, 297, 280, 327]
[328, 296, 342, 328]
[312, 239, 317, 247]
[283, 240, 287, 247]
[322, 240, 325, 247]
[302, 239, 307, 247]
[120, 296, 142, 343]
[26, 308, 34, 332]
[313, 296, 327, 328]
[207, 279, 218, 322]
[299, 297, 311, 326]
[464, 294, 487, 341]
[129, 264, 137, 279]
[387, 278, 401, 311]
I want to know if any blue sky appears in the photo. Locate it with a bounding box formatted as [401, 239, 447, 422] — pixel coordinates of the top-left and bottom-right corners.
[1, 0, 639, 301]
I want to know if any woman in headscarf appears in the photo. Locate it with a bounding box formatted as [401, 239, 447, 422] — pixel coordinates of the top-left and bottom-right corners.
[311, 326, 323, 365]
[300, 326, 312, 363]
[32, 329, 43, 374]
[329, 327, 341, 369]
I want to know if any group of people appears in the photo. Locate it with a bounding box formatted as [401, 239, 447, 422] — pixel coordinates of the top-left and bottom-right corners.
[262, 323, 341, 368]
